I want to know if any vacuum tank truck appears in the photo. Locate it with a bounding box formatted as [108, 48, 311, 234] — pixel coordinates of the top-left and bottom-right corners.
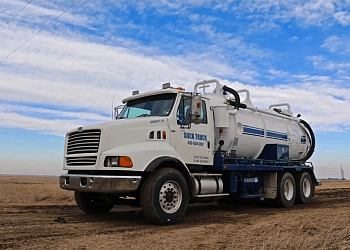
[60, 79, 319, 224]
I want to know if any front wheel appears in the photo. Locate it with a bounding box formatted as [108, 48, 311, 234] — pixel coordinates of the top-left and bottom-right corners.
[275, 172, 296, 208]
[140, 168, 189, 224]
[295, 172, 314, 204]
[75, 192, 114, 214]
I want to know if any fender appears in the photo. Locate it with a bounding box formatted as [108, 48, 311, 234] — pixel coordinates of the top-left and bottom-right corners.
[144, 156, 187, 172]
[144, 156, 195, 199]
[99, 141, 179, 172]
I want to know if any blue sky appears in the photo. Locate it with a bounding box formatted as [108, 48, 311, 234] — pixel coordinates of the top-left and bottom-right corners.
[0, 0, 349, 178]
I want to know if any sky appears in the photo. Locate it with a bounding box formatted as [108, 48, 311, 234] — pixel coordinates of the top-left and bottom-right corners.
[0, 0, 349, 178]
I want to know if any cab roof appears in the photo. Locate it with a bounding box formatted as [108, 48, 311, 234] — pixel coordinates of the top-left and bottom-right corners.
[122, 88, 181, 103]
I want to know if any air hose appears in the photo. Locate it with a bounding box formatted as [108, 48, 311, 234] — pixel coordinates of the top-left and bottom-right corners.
[222, 85, 241, 110]
[300, 119, 315, 162]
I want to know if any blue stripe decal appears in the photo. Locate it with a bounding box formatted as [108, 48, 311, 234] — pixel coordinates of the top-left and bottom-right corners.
[242, 126, 289, 141]
[266, 130, 288, 141]
[243, 125, 264, 137]
[301, 136, 306, 144]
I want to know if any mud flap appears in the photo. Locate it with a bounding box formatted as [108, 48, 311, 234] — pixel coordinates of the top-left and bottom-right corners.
[264, 172, 277, 199]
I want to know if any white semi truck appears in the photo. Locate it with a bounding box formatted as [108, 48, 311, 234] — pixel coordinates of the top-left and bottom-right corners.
[60, 79, 319, 224]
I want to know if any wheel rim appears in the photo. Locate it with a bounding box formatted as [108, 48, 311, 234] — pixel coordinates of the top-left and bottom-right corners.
[159, 180, 182, 214]
[284, 179, 294, 201]
[302, 177, 311, 197]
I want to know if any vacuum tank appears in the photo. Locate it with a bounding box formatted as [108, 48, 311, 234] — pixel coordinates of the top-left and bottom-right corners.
[195, 80, 315, 162]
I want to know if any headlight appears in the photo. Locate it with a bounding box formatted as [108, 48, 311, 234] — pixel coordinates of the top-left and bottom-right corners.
[104, 156, 133, 168]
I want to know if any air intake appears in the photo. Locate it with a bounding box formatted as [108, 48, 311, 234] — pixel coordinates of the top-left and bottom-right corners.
[66, 157, 97, 166]
[67, 130, 101, 155]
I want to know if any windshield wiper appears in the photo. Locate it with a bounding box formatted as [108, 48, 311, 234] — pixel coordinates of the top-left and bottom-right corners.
[136, 114, 150, 117]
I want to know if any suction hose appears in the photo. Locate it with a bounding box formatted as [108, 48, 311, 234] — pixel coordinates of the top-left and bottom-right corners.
[300, 119, 315, 162]
[222, 85, 241, 110]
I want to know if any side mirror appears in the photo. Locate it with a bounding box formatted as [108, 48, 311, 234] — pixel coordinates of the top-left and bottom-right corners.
[191, 94, 202, 124]
[114, 105, 125, 120]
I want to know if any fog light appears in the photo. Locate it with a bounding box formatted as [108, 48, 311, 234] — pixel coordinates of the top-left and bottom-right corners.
[65, 177, 70, 185]
[80, 178, 87, 187]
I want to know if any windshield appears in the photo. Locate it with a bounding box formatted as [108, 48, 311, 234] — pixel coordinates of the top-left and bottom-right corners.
[118, 93, 177, 119]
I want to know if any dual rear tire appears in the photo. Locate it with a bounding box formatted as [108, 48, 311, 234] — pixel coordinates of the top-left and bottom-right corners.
[275, 171, 314, 207]
[295, 171, 314, 204]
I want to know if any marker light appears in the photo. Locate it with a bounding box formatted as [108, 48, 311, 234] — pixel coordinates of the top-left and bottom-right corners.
[162, 131, 167, 139]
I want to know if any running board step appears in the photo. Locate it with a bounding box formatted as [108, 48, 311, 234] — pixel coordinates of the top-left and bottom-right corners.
[195, 193, 229, 198]
[191, 173, 222, 177]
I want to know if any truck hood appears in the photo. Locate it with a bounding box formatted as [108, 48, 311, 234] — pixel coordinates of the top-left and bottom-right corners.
[68, 117, 170, 153]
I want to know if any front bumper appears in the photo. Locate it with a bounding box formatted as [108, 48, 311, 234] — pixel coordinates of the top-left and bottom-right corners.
[60, 174, 142, 194]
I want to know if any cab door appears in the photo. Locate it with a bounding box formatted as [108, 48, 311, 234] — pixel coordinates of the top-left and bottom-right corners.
[169, 95, 214, 165]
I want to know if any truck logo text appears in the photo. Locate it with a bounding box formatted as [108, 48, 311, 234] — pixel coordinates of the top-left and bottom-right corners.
[150, 119, 165, 124]
[183, 132, 207, 141]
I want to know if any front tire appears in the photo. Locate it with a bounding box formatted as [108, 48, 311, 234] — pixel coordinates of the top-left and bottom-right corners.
[275, 172, 296, 208]
[140, 168, 189, 225]
[295, 172, 314, 204]
[75, 192, 114, 214]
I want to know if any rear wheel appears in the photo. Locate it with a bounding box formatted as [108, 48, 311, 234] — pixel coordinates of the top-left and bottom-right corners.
[140, 168, 189, 225]
[275, 172, 296, 207]
[75, 192, 114, 214]
[295, 172, 314, 204]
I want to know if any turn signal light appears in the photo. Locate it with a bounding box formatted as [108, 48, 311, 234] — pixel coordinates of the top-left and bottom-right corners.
[162, 131, 166, 139]
[119, 156, 133, 167]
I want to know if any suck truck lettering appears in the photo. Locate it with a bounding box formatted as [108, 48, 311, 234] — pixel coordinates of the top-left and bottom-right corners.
[184, 132, 207, 146]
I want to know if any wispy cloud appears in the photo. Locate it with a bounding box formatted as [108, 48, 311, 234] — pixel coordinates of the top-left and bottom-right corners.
[0, 104, 108, 121]
[321, 35, 350, 54]
[0, 0, 91, 29]
[0, 103, 110, 136]
[230, 0, 350, 28]
[0, 111, 81, 136]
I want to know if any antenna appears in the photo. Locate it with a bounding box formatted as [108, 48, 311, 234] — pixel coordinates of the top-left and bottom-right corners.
[112, 95, 114, 120]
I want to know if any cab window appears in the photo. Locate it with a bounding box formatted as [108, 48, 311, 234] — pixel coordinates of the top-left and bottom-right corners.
[119, 93, 176, 119]
[177, 96, 207, 125]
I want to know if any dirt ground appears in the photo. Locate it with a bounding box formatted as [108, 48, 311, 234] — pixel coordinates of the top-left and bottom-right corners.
[1, 176, 350, 250]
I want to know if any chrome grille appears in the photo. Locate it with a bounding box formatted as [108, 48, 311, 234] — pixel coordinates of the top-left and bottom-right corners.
[67, 130, 101, 155]
[66, 157, 97, 166]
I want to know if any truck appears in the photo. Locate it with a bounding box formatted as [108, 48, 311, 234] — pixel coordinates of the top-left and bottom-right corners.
[60, 79, 319, 224]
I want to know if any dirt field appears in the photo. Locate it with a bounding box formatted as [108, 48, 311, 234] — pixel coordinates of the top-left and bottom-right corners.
[1, 176, 350, 250]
